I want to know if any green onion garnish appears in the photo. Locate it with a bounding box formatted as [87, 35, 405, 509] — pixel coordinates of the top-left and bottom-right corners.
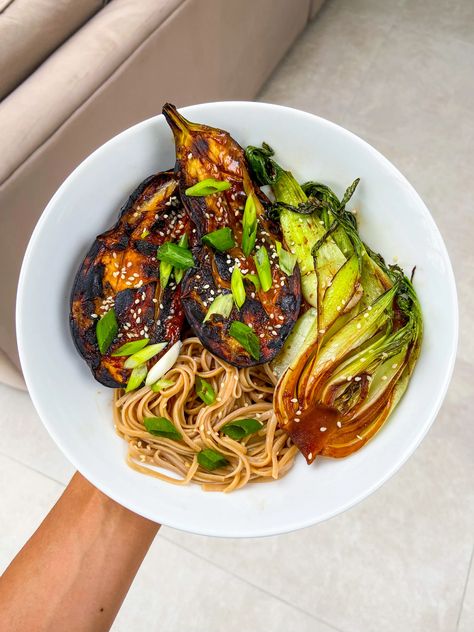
[96, 308, 118, 355]
[185, 178, 231, 197]
[143, 416, 181, 440]
[157, 242, 194, 270]
[229, 321, 260, 360]
[241, 193, 258, 256]
[195, 376, 216, 405]
[160, 260, 173, 290]
[231, 267, 246, 308]
[202, 227, 235, 252]
[243, 273, 260, 292]
[197, 448, 229, 471]
[174, 234, 189, 284]
[203, 294, 234, 323]
[254, 246, 272, 292]
[124, 342, 167, 369]
[150, 378, 175, 393]
[125, 364, 147, 392]
[111, 338, 149, 356]
[276, 241, 297, 276]
[221, 418, 263, 440]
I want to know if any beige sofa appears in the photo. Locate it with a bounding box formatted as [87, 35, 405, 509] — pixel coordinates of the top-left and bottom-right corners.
[0, 0, 325, 388]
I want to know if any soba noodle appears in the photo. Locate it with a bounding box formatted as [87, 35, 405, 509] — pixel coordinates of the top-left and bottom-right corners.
[113, 336, 298, 491]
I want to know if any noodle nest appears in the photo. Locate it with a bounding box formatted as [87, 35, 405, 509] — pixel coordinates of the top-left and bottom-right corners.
[114, 337, 297, 492]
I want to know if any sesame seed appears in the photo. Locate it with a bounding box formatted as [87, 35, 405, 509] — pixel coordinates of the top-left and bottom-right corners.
[136, 317, 141, 324]
[354, 376, 362, 382]
[187, 152, 192, 159]
[112, 252, 117, 258]
[308, 452, 313, 459]
[294, 418, 300, 423]
[392, 363, 398, 369]
[347, 376, 352, 381]
[291, 398, 298, 403]
[296, 410, 302, 416]
[364, 312, 369, 318]
[381, 375, 388, 381]
[356, 435, 363, 440]
[336, 421, 342, 428]
[320, 427, 327, 432]
[91, 313, 98, 318]
[357, 323, 362, 329]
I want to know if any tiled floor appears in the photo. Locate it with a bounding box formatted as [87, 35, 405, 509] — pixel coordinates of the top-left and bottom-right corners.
[1, 1, 473, 631]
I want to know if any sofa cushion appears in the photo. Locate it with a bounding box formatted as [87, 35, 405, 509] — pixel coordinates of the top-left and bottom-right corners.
[0, 0, 106, 100]
[0, 0, 183, 185]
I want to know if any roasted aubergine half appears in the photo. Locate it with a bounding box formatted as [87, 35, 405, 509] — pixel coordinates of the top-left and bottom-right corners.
[70, 171, 192, 387]
[162, 103, 301, 367]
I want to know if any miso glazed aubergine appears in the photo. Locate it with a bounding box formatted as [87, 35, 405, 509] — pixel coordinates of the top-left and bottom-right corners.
[69, 104, 423, 492]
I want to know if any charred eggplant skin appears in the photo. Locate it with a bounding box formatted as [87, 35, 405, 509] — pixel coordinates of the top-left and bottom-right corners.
[163, 104, 301, 367]
[70, 171, 191, 387]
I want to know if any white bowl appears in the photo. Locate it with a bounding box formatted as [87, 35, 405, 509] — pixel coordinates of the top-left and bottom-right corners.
[16, 102, 458, 537]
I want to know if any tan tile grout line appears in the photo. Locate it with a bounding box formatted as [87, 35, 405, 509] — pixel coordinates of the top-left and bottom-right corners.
[0, 451, 67, 488]
[159, 532, 347, 632]
[456, 543, 474, 631]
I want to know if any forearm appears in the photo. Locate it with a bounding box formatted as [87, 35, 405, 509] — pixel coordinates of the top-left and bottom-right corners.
[0, 472, 159, 632]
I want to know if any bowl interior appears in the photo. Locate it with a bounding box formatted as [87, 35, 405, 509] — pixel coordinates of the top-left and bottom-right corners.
[17, 102, 457, 537]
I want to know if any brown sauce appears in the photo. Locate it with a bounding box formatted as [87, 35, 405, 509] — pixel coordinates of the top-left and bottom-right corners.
[289, 403, 340, 463]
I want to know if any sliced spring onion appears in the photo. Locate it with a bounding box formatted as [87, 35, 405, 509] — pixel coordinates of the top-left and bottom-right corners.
[96, 308, 118, 355]
[203, 294, 233, 323]
[254, 246, 272, 292]
[143, 416, 181, 440]
[195, 376, 216, 405]
[124, 342, 167, 369]
[197, 448, 229, 471]
[221, 418, 263, 440]
[229, 321, 260, 361]
[231, 267, 246, 308]
[150, 378, 175, 393]
[157, 242, 194, 270]
[125, 364, 147, 392]
[145, 341, 182, 386]
[174, 234, 189, 284]
[243, 273, 261, 291]
[111, 338, 149, 357]
[241, 193, 258, 256]
[185, 178, 231, 196]
[276, 241, 297, 276]
[160, 260, 173, 290]
[202, 227, 235, 251]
